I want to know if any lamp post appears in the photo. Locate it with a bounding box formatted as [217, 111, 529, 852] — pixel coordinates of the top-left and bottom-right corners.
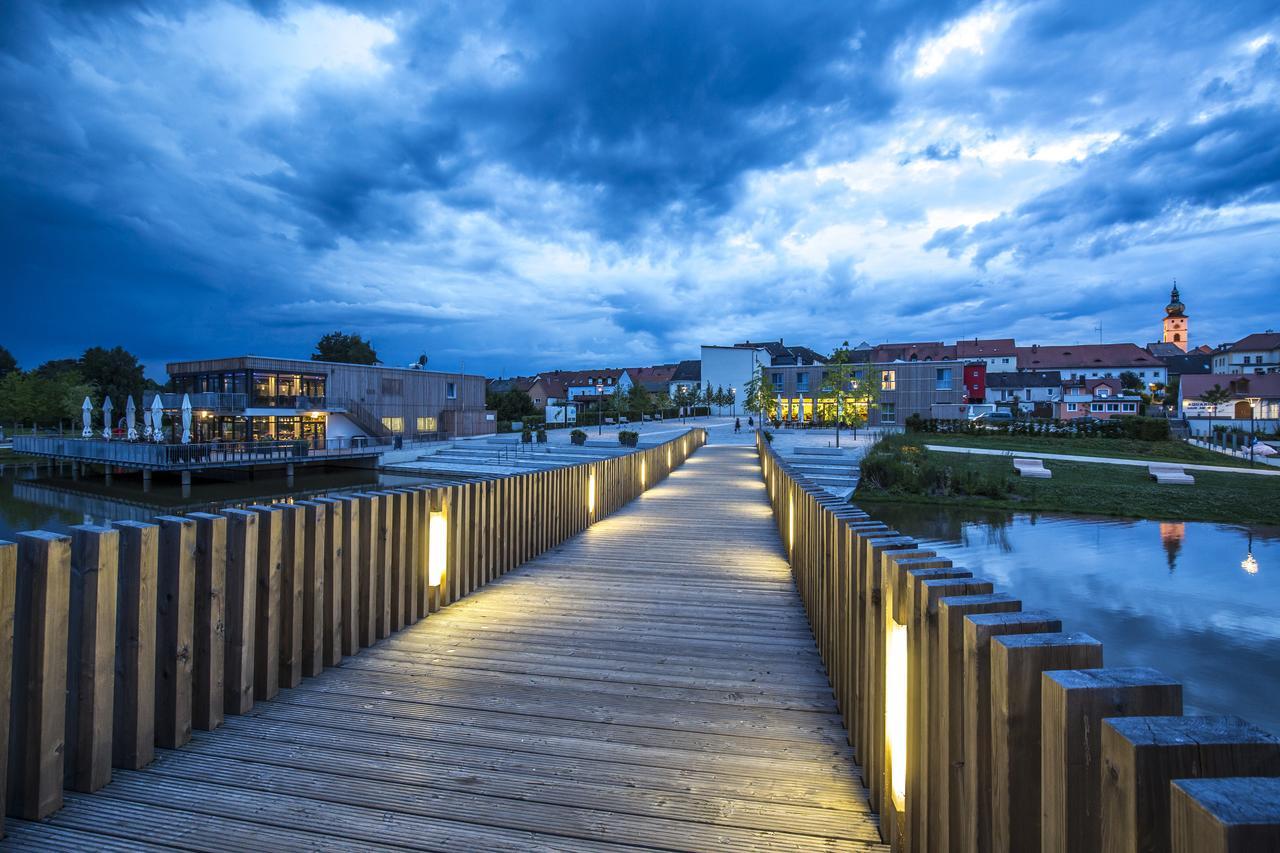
[596, 382, 604, 435]
[730, 386, 736, 418]
[1246, 396, 1260, 467]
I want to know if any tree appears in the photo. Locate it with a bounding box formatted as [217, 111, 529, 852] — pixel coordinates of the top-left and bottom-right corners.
[628, 383, 654, 418]
[312, 332, 379, 365]
[1198, 383, 1233, 439]
[79, 346, 147, 408]
[673, 385, 693, 422]
[611, 383, 629, 423]
[1120, 371, 1143, 392]
[743, 365, 775, 429]
[820, 360, 860, 447]
[652, 390, 673, 417]
[486, 389, 537, 423]
[0, 345, 16, 378]
[849, 368, 882, 437]
[703, 381, 715, 416]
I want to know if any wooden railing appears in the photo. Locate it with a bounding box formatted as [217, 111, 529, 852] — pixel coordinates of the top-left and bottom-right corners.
[0, 428, 706, 835]
[756, 432, 1280, 853]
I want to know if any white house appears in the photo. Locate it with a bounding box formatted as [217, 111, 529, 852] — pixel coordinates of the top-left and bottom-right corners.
[1212, 332, 1280, 375]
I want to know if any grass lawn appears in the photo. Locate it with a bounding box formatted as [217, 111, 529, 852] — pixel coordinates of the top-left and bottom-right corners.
[856, 452, 1280, 525]
[918, 432, 1253, 468]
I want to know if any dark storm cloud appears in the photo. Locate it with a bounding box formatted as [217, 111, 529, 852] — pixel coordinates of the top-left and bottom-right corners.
[929, 101, 1280, 268]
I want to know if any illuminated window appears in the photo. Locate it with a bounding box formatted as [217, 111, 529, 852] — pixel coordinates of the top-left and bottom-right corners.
[381, 417, 404, 433]
[881, 370, 897, 390]
[416, 416, 437, 433]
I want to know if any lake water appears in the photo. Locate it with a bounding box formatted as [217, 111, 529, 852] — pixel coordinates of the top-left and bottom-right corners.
[0, 460, 453, 540]
[866, 502, 1280, 733]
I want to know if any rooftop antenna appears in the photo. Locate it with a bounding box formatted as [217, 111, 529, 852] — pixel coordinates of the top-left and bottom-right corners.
[1094, 323, 1103, 344]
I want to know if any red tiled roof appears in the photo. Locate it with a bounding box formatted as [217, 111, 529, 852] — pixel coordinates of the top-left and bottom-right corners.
[955, 338, 1017, 358]
[871, 341, 957, 362]
[1016, 343, 1162, 370]
[1226, 333, 1280, 353]
[1180, 373, 1280, 399]
[627, 364, 678, 383]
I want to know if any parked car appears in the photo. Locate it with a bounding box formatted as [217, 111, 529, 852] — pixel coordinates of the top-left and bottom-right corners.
[972, 410, 1015, 426]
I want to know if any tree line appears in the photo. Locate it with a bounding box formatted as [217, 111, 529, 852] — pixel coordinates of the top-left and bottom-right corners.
[0, 344, 157, 430]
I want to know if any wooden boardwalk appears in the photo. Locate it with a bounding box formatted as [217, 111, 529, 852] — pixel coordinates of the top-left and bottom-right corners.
[7, 444, 884, 852]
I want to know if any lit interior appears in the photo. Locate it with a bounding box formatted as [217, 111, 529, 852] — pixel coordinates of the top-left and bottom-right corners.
[886, 619, 908, 809]
[428, 510, 448, 587]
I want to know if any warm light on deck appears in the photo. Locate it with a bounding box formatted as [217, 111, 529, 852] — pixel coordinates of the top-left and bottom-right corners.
[428, 510, 448, 586]
[886, 620, 908, 809]
[788, 494, 794, 553]
[588, 470, 597, 515]
[641, 460, 647, 487]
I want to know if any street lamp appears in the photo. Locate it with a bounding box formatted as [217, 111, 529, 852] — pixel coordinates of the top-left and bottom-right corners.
[1246, 396, 1260, 467]
[596, 382, 605, 435]
[730, 386, 736, 418]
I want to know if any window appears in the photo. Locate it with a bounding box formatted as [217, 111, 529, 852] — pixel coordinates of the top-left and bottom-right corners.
[1107, 403, 1119, 412]
[1091, 403, 1103, 412]
[796, 373, 809, 391]
[771, 373, 783, 386]
[380, 378, 403, 396]
[1002, 358, 1010, 364]
[416, 416, 437, 433]
[1122, 403, 1136, 412]
[446, 382, 457, 400]
[880, 402, 896, 423]
[381, 417, 405, 433]
[881, 370, 897, 390]
[1067, 403, 1077, 412]
[935, 368, 953, 390]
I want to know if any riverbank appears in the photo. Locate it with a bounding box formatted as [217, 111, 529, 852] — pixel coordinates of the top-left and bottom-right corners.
[915, 432, 1252, 468]
[855, 437, 1280, 525]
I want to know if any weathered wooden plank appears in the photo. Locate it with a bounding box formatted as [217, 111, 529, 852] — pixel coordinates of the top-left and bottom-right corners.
[218, 509, 256, 715]
[110, 520, 158, 769]
[293, 501, 326, 678]
[274, 504, 304, 689]
[65, 526, 117, 793]
[310, 497, 344, 667]
[0, 541, 15, 836]
[186, 513, 226, 731]
[154, 516, 196, 750]
[8, 532, 70, 819]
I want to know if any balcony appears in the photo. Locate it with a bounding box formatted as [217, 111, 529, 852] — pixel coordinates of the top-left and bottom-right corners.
[147, 393, 341, 412]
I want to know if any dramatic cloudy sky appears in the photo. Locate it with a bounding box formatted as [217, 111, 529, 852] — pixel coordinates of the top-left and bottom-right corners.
[3, 0, 1278, 377]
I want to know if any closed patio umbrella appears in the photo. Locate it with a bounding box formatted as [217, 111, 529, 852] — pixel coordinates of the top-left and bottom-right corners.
[82, 396, 93, 437]
[151, 395, 165, 442]
[142, 398, 153, 440]
[101, 396, 114, 440]
[126, 396, 138, 441]
[181, 394, 193, 444]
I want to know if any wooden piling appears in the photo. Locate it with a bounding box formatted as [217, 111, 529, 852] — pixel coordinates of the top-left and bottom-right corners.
[186, 512, 226, 732]
[247, 505, 283, 700]
[293, 501, 326, 677]
[310, 497, 344, 666]
[1041, 667, 1183, 853]
[154, 516, 197, 750]
[1171, 777, 1280, 853]
[65, 526, 117, 794]
[275, 504, 304, 689]
[8, 531, 70, 819]
[219, 509, 257, 715]
[0, 541, 15, 836]
[110, 520, 157, 770]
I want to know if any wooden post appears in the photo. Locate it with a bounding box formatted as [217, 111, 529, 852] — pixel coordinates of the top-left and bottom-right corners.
[65, 526, 117, 794]
[8, 531, 70, 819]
[336, 495, 361, 655]
[352, 493, 379, 647]
[383, 490, 404, 635]
[154, 516, 197, 750]
[1100, 715, 1280, 853]
[1042, 667, 1183, 853]
[111, 520, 157, 769]
[247, 505, 283, 700]
[187, 512, 226, 732]
[937, 593, 1022, 853]
[913, 575, 994, 853]
[400, 489, 420, 625]
[1171, 777, 1280, 853]
[310, 497, 344, 666]
[219, 509, 257, 715]
[960, 610, 1062, 853]
[0, 542, 14, 837]
[293, 501, 325, 677]
[990, 631, 1104, 853]
[275, 503, 304, 689]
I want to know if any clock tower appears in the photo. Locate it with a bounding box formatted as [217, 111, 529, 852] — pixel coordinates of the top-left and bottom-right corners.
[1162, 284, 1188, 352]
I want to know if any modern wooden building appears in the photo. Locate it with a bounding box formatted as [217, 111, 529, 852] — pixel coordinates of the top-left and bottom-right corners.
[767, 360, 967, 426]
[165, 355, 494, 442]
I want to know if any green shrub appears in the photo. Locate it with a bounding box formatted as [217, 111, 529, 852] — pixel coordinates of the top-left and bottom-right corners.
[536, 428, 547, 443]
[520, 427, 532, 444]
[618, 430, 639, 447]
[762, 430, 774, 444]
[570, 429, 587, 446]
[858, 434, 1011, 498]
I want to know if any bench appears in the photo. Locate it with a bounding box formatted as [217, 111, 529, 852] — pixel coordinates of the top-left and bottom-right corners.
[604, 418, 616, 425]
[1013, 458, 1052, 479]
[794, 447, 845, 457]
[1149, 464, 1195, 485]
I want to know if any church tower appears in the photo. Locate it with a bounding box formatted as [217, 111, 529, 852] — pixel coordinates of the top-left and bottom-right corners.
[1163, 283, 1188, 352]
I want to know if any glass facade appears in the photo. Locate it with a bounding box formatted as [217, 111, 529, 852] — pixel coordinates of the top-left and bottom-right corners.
[174, 370, 326, 408]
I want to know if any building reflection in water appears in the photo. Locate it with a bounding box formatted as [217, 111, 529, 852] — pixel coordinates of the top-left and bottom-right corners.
[1159, 521, 1184, 573]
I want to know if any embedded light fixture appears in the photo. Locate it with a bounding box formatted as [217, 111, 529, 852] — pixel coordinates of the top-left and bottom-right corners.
[428, 509, 448, 587]
[588, 470, 597, 515]
[886, 619, 908, 809]
[641, 459, 647, 488]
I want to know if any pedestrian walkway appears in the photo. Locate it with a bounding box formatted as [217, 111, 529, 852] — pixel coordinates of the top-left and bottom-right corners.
[926, 443, 1280, 476]
[6, 445, 885, 851]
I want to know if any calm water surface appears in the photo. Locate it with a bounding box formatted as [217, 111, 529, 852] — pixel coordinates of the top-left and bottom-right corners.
[0, 461, 451, 540]
[868, 503, 1280, 733]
